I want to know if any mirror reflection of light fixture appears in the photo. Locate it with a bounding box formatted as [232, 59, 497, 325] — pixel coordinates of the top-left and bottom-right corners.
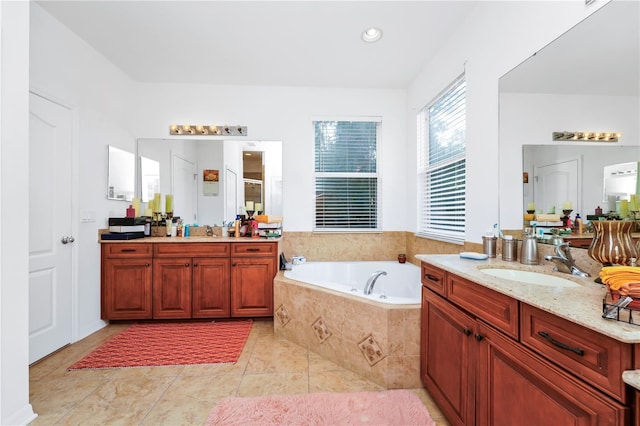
[169, 124, 247, 136]
[552, 131, 621, 142]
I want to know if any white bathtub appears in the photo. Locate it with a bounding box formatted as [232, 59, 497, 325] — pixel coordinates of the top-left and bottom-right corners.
[283, 261, 421, 305]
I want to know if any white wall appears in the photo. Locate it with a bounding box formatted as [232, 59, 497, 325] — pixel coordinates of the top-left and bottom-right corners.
[1, 2, 37, 425]
[129, 83, 409, 232]
[406, 0, 610, 242]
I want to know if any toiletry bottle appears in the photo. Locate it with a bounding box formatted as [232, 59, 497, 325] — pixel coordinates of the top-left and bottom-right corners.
[234, 215, 241, 238]
[166, 218, 172, 237]
[126, 204, 135, 218]
[575, 213, 582, 234]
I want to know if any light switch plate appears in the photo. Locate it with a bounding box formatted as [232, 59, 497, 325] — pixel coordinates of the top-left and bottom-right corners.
[80, 210, 96, 223]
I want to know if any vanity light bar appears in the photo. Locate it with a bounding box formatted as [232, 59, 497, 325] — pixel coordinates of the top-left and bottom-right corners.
[552, 131, 621, 142]
[169, 124, 248, 136]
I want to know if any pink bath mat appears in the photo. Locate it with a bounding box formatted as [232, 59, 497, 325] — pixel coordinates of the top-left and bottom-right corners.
[205, 389, 436, 425]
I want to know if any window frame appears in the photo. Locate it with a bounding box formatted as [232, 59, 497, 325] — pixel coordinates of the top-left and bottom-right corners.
[416, 75, 467, 244]
[312, 117, 382, 233]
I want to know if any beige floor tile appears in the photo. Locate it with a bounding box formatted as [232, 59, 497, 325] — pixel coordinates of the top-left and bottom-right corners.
[29, 319, 449, 426]
[309, 369, 384, 393]
[57, 376, 174, 425]
[237, 372, 309, 397]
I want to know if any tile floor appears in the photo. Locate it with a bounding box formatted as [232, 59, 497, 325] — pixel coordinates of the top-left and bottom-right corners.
[29, 319, 450, 425]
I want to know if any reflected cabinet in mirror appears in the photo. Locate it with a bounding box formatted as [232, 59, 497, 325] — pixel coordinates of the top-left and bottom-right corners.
[137, 138, 282, 226]
[498, 0, 640, 244]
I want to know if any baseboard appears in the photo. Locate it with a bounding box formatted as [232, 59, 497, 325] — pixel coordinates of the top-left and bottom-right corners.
[4, 403, 37, 426]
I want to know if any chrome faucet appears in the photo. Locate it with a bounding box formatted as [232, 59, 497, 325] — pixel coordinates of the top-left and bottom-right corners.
[364, 270, 387, 295]
[544, 242, 590, 277]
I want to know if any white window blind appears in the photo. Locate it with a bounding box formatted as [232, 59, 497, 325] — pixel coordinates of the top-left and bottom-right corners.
[417, 76, 466, 243]
[314, 120, 380, 231]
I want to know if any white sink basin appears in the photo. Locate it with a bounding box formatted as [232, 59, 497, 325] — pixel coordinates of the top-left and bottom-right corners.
[479, 268, 580, 288]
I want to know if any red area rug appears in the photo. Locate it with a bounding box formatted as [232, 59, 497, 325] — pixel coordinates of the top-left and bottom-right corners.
[205, 390, 436, 426]
[68, 320, 252, 370]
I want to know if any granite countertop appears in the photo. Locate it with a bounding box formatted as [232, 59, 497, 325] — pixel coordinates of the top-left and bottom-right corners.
[415, 254, 640, 343]
[416, 254, 640, 391]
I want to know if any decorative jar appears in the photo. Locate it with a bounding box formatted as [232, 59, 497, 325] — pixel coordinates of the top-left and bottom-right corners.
[588, 220, 638, 266]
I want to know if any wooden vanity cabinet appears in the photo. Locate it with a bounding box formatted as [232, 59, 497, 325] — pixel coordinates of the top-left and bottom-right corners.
[476, 320, 627, 425]
[101, 243, 153, 320]
[421, 261, 630, 426]
[101, 240, 277, 320]
[153, 243, 230, 319]
[230, 242, 277, 317]
[421, 286, 476, 426]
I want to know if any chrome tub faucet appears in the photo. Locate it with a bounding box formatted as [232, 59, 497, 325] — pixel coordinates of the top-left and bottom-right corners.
[364, 270, 387, 295]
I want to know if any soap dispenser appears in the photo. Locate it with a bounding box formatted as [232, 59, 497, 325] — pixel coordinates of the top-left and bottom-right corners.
[520, 227, 539, 265]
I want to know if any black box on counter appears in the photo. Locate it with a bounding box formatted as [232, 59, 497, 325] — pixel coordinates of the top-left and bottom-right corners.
[101, 232, 145, 240]
[108, 217, 147, 226]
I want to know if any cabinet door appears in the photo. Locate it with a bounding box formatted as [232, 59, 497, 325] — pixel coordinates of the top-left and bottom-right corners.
[421, 288, 476, 426]
[476, 321, 628, 426]
[192, 257, 230, 318]
[102, 257, 152, 320]
[230, 256, 275, 317]
[153, 257, 192, 319]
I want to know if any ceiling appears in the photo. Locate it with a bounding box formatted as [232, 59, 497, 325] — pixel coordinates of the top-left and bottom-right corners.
[36, 1, 477, 89]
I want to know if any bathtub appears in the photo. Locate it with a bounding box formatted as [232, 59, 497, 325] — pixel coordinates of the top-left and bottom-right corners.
[274, 260, 422, 389]
[283, 261, 421, 305]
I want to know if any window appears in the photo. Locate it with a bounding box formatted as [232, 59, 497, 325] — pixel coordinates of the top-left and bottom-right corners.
[314, 119, 380, 231]
[417, 76, 466, 243]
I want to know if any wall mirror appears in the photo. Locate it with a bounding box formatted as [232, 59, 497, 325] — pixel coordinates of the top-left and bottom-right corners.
[498, 0, 640, 242]
[107, 145, 135, 201]
[137, 138, 282, 225]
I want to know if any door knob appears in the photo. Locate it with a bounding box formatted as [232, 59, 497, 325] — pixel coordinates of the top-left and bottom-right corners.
[60, 236, 75, 244]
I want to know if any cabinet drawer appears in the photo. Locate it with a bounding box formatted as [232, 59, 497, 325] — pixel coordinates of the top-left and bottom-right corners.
[103, 243, 152, 258]
[231, 242, 277, 257]
[447, 274, 519, 339]
[521, 304, 632, 403]
[154, 243, 230, 257]
[421, 263, 447, 296]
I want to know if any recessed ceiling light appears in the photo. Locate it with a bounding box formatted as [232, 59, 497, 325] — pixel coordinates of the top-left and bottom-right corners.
[361, 27, 383, 43]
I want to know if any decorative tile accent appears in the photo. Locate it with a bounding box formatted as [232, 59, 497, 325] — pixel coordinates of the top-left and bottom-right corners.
[275, 304, 291, 327]
[311, 317, 332, 343]
[358, 334, 386, 366]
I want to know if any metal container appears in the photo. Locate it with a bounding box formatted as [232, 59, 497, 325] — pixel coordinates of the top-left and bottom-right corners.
[482, 236, 497, 258]
[501, 238, 518, 262]
[519, 229, 539, 265]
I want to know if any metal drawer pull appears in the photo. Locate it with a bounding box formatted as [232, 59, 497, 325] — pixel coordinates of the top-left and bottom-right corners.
[463, 328, 472, 336]
[121, 249, 136, 253]
[538, 331, 584, 356]
[246, 248, 260, 252]
[425, 274, 439, 282]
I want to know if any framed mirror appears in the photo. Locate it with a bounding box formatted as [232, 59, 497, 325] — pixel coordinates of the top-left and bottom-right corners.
[498, 1, 640, 240]
[136, 138, 282, 225]
[107, 145, 135, 201]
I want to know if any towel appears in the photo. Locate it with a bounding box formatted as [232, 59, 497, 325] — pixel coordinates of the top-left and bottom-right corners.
[600, 266, 640, 296]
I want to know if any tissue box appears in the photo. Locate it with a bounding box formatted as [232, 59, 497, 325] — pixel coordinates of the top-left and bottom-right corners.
[291, 256, 306, 265]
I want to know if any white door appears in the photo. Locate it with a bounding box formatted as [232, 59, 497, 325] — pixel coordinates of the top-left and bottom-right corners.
[534, 158, 580, 215]
[172, 154, 197, 223]
[28, 93, 73, 364]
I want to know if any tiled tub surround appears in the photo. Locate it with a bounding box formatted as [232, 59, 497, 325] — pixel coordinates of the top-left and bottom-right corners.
[280, 231, 483, 266]
[274, 272, 422, 389]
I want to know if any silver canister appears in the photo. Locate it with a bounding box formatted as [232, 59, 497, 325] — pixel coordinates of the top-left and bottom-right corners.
[501, 238, 518, 261]
[482, 236, 497, 258]
[519, 229, 539, 265]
